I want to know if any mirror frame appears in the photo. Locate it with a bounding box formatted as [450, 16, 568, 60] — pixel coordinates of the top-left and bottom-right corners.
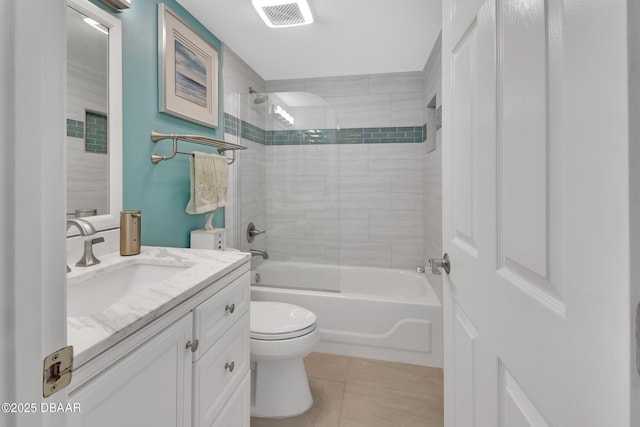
[67, 0, 122, 232]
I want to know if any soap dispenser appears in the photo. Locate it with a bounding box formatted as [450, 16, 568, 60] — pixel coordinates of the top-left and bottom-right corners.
[120, 210, 141, 256]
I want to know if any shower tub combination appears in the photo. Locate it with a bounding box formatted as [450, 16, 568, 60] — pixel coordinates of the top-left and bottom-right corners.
[250, 261, 442, 367]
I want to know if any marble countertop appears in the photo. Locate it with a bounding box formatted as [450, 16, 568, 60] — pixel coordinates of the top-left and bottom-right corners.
[67, 246, 250, 367]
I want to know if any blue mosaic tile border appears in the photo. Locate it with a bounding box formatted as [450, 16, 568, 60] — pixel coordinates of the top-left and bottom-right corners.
[224, 113, 266, 145]
[266, 125, 426, 145]
[224, 113, 240, 136]
[241, 121, 266, 144]
[223, 113, 426, 146]
[85, 112, 107, 154]
[66, 119, 84, 138]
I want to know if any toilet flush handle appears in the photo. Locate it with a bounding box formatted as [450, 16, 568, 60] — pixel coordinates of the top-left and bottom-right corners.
[225, 303, 235, 314]
[225, 361, 235, 372]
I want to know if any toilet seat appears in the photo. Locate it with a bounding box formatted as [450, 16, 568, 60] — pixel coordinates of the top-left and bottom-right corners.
[250, 301, 317, 341]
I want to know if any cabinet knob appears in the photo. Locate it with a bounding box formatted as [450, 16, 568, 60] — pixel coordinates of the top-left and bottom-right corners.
[224, 361, 235, 372]
[186, 339, 199, 352]
[225, 304, 235, 314]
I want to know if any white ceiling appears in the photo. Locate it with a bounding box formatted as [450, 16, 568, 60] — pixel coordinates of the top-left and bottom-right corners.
[177, 0, 442, 81]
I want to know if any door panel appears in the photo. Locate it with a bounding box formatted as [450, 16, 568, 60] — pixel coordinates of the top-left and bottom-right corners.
[499, 362, 550, 427]
[452, 303, 477, 427]
[450, 0, 483, 46]
[451, 22, 479, 257]
[499, 0, 548, 279]
[498, 0, 562, 306]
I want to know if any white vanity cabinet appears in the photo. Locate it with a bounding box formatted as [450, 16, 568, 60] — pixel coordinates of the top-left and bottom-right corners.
[68, 266, 251, 427]
[68, 314, 193, 427]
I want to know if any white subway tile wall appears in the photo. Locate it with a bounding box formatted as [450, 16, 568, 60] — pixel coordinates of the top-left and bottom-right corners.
[239, 140, 267, 254]
[264, 143, 425, 268]
[222, 45, 267, 252]
[67, 60, 109, 215]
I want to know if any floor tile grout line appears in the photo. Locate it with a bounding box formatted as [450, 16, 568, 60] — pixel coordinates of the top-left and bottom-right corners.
[340, 354, 444, 399]
[300, 353, 444, 426]
[338, 381, 443, 427]
[342, 380, 445, 399]
[336, 379, 347, 427]
[346, 381, 445, 401]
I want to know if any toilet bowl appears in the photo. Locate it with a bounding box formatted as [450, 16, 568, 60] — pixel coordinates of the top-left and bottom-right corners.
[250, 301, 319, 418]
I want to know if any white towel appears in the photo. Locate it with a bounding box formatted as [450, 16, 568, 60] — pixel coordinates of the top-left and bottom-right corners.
[186, 151, 227, 214]
[213, 153, 228, 208]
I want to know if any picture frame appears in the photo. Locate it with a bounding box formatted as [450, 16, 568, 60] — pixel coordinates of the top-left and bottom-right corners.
[158, 4, 219, 128]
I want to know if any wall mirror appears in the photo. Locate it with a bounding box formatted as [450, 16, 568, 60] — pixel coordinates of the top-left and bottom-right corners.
[66, 0, 122, 231]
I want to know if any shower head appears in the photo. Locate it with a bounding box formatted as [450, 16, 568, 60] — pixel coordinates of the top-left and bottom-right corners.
[249, 87, 268, 104]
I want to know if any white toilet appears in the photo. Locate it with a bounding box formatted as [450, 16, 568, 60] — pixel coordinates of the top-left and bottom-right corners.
[250, 301, 319, 418]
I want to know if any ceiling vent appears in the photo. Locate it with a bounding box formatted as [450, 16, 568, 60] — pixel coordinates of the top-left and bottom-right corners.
[252, 0, 313, 28]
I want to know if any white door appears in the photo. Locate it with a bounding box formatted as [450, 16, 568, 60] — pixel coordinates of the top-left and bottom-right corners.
[1, 1, 68, 426]
[441, 0, 632, 425]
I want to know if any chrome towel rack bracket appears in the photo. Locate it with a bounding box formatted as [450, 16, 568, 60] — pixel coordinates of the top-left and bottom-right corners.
[150, 130, 247, 165]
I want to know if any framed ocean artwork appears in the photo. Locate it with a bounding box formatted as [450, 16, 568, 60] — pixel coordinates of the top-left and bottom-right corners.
[158, 4, 218, 128]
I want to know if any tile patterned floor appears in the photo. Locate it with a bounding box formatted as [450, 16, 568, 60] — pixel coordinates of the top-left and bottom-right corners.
[250, 352, 444, 427]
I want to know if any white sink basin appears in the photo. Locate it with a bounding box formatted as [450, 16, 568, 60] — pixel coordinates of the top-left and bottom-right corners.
[67, 262, 190, 317]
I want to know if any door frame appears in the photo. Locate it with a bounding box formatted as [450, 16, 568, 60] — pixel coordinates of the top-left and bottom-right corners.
[629, 1, 640, 423]
[1, 0, 68, 426]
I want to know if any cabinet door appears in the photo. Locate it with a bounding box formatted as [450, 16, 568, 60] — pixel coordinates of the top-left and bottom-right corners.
[68, 314, 192, 427]
[212, 372, 250, 427]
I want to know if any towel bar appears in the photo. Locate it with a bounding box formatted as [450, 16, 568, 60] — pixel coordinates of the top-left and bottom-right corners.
[150, 130, 247, 165]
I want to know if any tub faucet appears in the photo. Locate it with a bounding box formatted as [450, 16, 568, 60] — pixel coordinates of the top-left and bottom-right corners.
[66, 218, 97, 272]
[250, 249, 269, 260]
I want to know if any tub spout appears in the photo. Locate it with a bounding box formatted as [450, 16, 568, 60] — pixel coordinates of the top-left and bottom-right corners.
[250, 249, 269, 260]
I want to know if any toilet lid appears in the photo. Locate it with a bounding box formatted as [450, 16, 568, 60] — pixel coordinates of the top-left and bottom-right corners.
[250, 301, 317, 340]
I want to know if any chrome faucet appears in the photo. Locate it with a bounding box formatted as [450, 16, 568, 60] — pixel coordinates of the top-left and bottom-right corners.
[66, 219, 101, 272]
[67, 218, 96, 236]
[250, 249, 269, 260]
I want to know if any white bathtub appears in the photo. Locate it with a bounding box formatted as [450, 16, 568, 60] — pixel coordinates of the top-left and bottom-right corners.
[250, 261, 442, 367]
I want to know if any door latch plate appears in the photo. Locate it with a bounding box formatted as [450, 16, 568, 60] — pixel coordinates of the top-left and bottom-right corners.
[43, 346, 73, 397]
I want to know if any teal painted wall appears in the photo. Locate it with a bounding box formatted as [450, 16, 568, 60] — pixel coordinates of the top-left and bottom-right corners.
[117, 0, 225, 247]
